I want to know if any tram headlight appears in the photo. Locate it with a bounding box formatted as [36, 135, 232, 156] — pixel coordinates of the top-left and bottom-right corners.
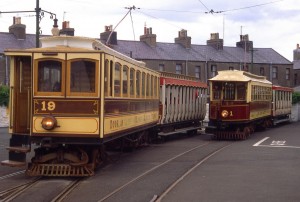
[221, 110, 229, 118]
[41, 116, 57, 130]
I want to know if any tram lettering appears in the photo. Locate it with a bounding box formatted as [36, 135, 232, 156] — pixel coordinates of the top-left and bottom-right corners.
[110, 119, 124, 130]
[41, 101, 56, 111]
[229, 111, 233, 116]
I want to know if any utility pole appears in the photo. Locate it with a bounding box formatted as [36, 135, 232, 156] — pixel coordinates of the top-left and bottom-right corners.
[36, 0, 41, 47]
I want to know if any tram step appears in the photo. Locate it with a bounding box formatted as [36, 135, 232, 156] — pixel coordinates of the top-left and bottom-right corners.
[1, 160, 26, 167]
[6, 146, 30, 153]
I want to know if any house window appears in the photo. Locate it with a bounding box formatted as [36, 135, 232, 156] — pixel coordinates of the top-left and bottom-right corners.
[286, 68, 290, 80]
[260, 67, 265, 76]
[176, 64, 182, 74]
[272, 66, 278, 79]
[159, 64, 165, 72]
[211, 65, 217, 77]
[195, 66, 200, 78]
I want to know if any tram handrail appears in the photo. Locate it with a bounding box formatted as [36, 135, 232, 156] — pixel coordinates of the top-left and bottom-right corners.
[9, 86, 14, 129]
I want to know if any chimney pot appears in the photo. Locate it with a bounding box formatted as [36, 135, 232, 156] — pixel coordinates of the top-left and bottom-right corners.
[140, 26, 156, 47]
[59, 21, 74, 36]
[9, 16, 26, 39]
[207, 33, 223, 50]
[175, 29, 191, 49]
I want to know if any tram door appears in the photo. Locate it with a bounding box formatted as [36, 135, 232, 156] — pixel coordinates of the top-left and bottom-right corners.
[12, 56, 31, 134]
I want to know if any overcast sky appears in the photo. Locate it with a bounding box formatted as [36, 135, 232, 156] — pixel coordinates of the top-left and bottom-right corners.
[1, 0, 300, 61]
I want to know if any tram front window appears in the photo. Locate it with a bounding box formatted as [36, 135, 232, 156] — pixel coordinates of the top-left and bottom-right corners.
[70, 60, 96, 93]
[212, 82, 221, 100]
[224, 82, 235, 100]
[38, 61, 62, 92]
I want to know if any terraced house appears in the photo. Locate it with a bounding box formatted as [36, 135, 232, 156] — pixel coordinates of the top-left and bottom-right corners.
[0, 17, 296, 88]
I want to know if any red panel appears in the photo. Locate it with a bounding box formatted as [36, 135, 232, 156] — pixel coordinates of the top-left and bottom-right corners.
[160, 77, 207, 88]
[272, 85, 293, 92]
[209, 103, 249, 121]
[210, 104, 217, 119]
[220, 105, 249, 121]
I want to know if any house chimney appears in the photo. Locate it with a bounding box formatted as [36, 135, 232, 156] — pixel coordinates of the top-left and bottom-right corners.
[140, 26, 156, 47]
[293, 43, 300, 61]
[175, 29, 191, 49]
[236, 34, 253, 52]
[9, 17, 26, 39]
[207, 33, 223, 50]
[100, 25, 117, 45]
[59, 21, 75, 36]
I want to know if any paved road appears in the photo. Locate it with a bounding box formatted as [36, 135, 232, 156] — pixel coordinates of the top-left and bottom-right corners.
[162, 122, 300, 202]
[0, 122, 300, 201]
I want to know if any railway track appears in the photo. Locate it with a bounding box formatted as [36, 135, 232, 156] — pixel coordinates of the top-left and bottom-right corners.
[0, 178, 41, 201]
[154, 143, 232, 202]
[0, 136, 232, 201]
[96, 141, 232, 202]
[0, 177, 83, 202]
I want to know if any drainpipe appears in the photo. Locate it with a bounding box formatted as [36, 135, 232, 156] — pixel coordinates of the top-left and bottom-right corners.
[205, 56, 208, 84]
[5, 56, 9, 86]
[269, 62, 273, 83]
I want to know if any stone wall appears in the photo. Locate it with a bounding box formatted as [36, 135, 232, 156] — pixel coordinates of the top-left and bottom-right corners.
[292, 103, 300, 122]
[0, 106, 9, 127]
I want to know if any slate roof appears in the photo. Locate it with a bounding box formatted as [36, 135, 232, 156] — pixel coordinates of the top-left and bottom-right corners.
[0, 32, 36, 53]
[0, 32, 292, 66]
[108, 40, 292, 65]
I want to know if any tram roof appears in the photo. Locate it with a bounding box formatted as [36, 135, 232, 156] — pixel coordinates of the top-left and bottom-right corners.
[5, 36, 164, 73]
[209, 70, 272, 84]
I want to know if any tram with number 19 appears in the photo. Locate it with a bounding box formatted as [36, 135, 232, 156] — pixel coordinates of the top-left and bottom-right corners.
[1, 36, 207, 177]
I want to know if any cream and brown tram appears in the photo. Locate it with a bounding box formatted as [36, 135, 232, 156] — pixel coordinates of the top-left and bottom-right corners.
[1, 36, 208, 176]
[2, 36, 160, 176]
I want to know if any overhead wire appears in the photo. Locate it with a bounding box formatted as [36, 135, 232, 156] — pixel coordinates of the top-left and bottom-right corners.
[218, 0, 285, 13]
[140, 0, 285, 15]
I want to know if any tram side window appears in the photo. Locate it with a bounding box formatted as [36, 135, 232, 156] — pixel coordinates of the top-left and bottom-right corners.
[38, 60, 62, 92]
[142, 72, 146, 97]
[147, 74, 151, 97]
[212, 82, 221, 100]
[123, 66, 129, 97]
[70, 60, 96, 93]
[224, 82, 235, 100]
[114, 63, 121, 96]
[130, 68, 135, 97]
[136, 71, 141, 97]
[104, 59, 109, 96]
[237, 83, 246, 100]
[154, 76, 157, 98]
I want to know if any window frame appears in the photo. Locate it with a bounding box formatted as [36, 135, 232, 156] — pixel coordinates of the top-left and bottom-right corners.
[272, 66, 278, 79]
[34, 58, 65, 97]
[176, 64, 183, 74]
[66, 58, 99, 97]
